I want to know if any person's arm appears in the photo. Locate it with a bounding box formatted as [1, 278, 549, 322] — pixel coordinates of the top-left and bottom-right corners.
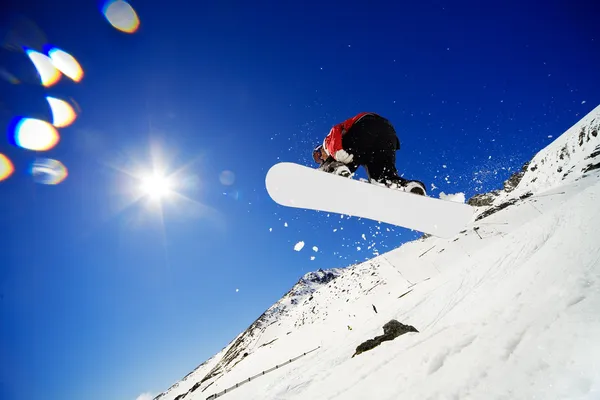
[324, 112, 375, 162]
[323, 123, 344, 158]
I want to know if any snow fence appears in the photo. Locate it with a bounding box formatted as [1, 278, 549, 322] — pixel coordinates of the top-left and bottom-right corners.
[205, 346, 321, 400]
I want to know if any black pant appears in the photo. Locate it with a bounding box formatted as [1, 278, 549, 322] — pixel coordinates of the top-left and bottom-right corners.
[323, 114, 401, 183]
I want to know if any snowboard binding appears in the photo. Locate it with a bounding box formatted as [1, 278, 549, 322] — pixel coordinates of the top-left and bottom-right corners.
[380, 178, 426, 196]
[402, 180, 426, 196]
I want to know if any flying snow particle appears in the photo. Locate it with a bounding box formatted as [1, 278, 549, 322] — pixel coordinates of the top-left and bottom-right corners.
[442, 165, 447, 168]
[548, 135, 553, 139]
[312, 246, 318, 252]
[356, 246, 361, 251]
[269, 228, 272, 232]
[581, 100, 586, 104]
[284, 222, 288, 227]
[294, 241, 305, 251]
[361, 234, 366, 240]
[236, 288, 239, 293]
[310, 256, 315, 261]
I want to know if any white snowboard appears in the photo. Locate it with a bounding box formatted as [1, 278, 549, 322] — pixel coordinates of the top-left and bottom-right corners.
[265, 162, 475, 238]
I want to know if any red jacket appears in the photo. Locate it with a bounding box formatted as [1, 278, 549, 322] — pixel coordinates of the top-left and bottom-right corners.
[323, 112, 378, 158]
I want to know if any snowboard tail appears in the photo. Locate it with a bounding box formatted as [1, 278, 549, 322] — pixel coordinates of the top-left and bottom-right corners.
[265, 162, 474, 238]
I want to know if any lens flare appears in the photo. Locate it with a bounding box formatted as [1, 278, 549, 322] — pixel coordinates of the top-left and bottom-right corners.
[46, 96, 77, 127]
[31, 158, 68, 185]
[26, 50, 61, 87]
[0, 154, 15, 181]
[0, 68, 20, 84]
[48, 48, 84, 82]
[103, 0, 140, 33]
[11, 118, 60, 151]
[219, 170, 235, 185]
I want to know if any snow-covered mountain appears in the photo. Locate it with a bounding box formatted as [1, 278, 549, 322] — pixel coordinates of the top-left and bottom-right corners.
[468, 105, 600, 215]
[154, 105, 600, 400]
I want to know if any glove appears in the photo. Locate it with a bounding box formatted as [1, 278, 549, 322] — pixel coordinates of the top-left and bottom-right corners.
[334, 149, 353, 164]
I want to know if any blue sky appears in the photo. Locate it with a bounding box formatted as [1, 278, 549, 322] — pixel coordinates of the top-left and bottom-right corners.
[1, 1, 599, 399]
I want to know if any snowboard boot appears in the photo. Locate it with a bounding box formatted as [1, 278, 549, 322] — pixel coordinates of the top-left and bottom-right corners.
[381, 177, 426, 196]
[319, 160, 353, 178]
[332, 164, 352, 178]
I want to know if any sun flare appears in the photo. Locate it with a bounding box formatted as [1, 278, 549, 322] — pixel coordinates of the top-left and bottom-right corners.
[141, 174, 171, 199]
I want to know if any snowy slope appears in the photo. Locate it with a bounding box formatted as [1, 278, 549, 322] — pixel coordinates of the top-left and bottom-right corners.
[154, 105, 600, 400]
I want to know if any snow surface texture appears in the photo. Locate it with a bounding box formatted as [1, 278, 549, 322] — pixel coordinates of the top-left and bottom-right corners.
[155, 105, 600, 400]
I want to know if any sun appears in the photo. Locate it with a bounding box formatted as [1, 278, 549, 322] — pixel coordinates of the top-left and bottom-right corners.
[141, 174, 171, 199]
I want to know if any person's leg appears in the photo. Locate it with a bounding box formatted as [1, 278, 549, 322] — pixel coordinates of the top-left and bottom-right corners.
[341, 129, 371, 168]
[364, 148, 401, 183]
[349, 116, 401, 183]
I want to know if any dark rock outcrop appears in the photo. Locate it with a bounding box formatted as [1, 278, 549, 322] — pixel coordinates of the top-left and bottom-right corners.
[352, 319, 418, 358]
[474, 191, 533, 221]
[503, 161, 530, 192]
[467, 190, 501, 207]
[467, 161, 529, 208]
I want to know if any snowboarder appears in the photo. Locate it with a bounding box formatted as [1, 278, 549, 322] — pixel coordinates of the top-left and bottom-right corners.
[312, 112, 426, 195]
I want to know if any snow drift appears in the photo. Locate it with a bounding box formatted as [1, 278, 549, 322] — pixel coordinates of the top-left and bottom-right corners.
[154, 105, 600, 400]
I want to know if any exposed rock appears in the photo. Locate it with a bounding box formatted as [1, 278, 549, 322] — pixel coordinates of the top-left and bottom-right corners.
[354, 338, 380, 355]
[474, 192, 533, 221]
[467, 190, 501, 207]
[352, 319, 418, 358]
[309, 268, 338, 284]
[585, 145, 600, 160]
[503, 161, 530, 192]
[189, 382, 201, 393]
[467, 160, 529, 209]
[579, 127, 586, 146]
[583, 162, 600, 173]
[383, 319, 416, 336]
